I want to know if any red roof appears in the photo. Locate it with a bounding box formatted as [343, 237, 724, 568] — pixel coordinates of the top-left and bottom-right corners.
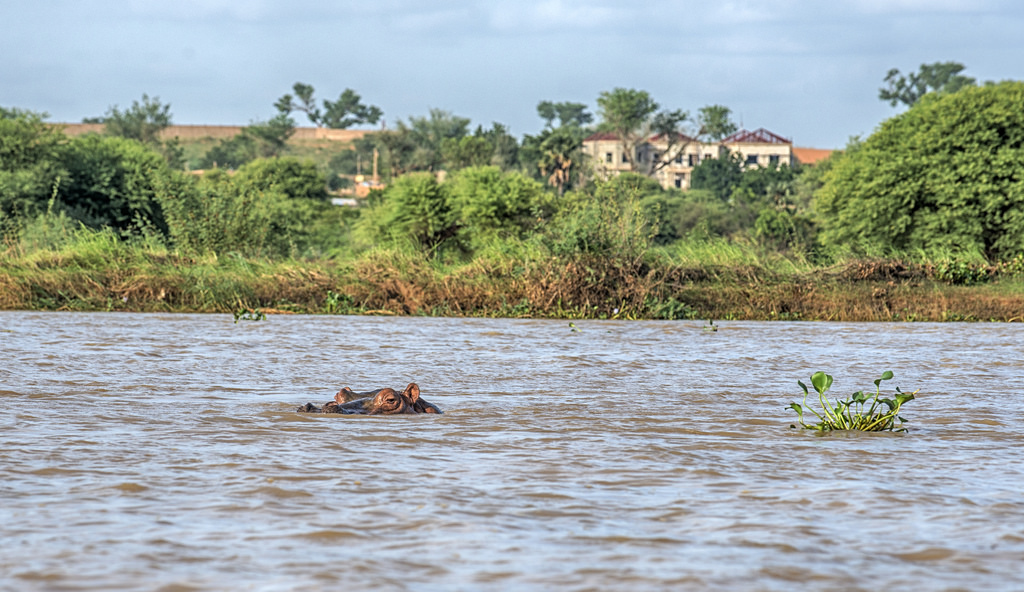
[722, 128, 791, 144]
[792, 147, 837, 165]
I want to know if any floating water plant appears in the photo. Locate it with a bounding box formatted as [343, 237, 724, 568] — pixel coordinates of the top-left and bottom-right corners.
[233, 308, 267, 323]
[788, 371, 918, 432]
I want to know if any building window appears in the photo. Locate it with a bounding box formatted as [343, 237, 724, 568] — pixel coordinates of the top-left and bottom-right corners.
[622, 152, 629, 163]
[746, 154, 759, 165]
[703, 153, 712, 161]
[605, 152, 613, 163]
[769, 154, 780, 165]
[674, 177, 682, 188]
[675, 152, 683, 164]
[688, 154, 697, 166]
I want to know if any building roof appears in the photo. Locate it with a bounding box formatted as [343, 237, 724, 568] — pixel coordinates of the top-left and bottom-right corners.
[792, 147, 837, 165]
[649, 131, 698, 143]
[721, 128, 792, 144]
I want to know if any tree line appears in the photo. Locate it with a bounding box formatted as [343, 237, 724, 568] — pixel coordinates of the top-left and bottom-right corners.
[3, 61, 1024, 265]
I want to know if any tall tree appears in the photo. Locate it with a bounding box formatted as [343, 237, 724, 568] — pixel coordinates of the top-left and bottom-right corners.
[321, 89, 383, 129]
[244, 113, 296, 158]
[535, 127, 580, 196]
[879, 61, 976, 107]
[696, 105, 738, 142]
[370, 127, 417, 179]
[537, 101, 593, 129]
[821, 81, 1024, 259]
[277, 82, 321, 125]
[99, 94, 184, 168]
[521, 100, 591, 194]
[596, 88, 689, 176]
[475, 123, 519, 170]
[275, 83, 382, 129]
[102, 93, 171, 145]
[406, 109, 471, 171]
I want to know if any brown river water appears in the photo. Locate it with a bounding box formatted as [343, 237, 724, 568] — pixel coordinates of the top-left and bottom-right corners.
[2, 311, 1024, 591]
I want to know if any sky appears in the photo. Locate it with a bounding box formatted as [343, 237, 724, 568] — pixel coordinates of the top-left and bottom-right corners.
[2, 0, 1023, 149]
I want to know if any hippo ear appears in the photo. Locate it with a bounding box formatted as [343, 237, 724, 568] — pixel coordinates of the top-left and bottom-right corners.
[335, 387, 354, 404]
[402, 383, 420, 403]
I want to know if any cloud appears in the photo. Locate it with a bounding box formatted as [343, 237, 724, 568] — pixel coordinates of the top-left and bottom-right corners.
[124, 0, 279, 21]
[485, 0, 628, 33]
[849, 0, 998, 14]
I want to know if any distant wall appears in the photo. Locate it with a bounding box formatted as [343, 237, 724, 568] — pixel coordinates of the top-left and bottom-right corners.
[57, 123, 372, 142]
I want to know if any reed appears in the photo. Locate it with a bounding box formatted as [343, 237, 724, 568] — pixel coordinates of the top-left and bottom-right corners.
[3, 223, 1024, 320]
[788, 371, 918, 432]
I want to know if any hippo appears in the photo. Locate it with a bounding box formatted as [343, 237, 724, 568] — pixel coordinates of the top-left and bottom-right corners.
[297, 382, 442, 415]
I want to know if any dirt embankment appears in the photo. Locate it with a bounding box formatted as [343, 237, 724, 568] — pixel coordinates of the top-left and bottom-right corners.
[55, 123, 372, 142]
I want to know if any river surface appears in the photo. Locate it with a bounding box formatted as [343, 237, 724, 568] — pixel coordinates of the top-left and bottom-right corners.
[2, 312, 1024, 591]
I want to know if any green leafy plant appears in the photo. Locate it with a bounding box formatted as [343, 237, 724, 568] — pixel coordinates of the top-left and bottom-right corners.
[233, 308, 266, 323]
[788, 371, 917, 432]
[324, 290, 359, 315]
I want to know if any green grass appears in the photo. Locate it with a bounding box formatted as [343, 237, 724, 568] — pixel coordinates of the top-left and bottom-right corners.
[4, 219, 1024, 321]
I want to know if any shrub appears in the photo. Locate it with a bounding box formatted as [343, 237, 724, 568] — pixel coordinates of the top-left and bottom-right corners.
[58, 134, 174, 235]
[817, 81, 1024, 260]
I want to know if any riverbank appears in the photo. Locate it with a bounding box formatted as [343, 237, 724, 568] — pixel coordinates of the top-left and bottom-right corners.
[2, 237, 1022, 321]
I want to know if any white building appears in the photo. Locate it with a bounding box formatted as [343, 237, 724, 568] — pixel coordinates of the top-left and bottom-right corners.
[582, 127, 794, 190]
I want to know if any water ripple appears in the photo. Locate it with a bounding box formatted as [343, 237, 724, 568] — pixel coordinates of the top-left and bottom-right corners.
[2, 312, 1024, 590]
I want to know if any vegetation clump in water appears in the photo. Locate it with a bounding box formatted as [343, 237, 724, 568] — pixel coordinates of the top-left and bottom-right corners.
[233, 307, 266, 323]
[788, 371, 917, 432]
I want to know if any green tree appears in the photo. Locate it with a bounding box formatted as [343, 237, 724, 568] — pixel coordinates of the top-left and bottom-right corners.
[521, 100, 592, 194]
[370, 126, 418, 179]
[58, 134, 174, 233]
[0, 108, 67, 224]
[754, 207, 816, 253]
[159, 165, 332, 257]
[441, 135, 494, 170]
[102, 93, 171, 145]
[100, 94, 184, 168]
[537, 101, 593, 129]
[596, 88, 689, 176]
[696, 105, 738, 141]
[200, 113, 297, 169]
[276, 83, 382, 129]
[689, 152, 743, 201]
[322, 89, 383, 129]
[543, 174, 656, 258]
[159, 169, 275, 256]
[879, 61, 976, 107]
[474, 123, 519, 170]
[407, 109, 471, 170]
[244, 113, 296, 158]
[446, 166, 548, 251]
[200, 133, 261, 169]
[534, 127, 581, 196]
[277, 82, 321, 125]
[233, 158, 328, 201]
[355, 172, 454, 251]
[818, 81, 1024, 259]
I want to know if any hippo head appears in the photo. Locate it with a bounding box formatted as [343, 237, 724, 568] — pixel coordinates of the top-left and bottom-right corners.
[298, 382, 442, 415]
[336, 383, 424, 415]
